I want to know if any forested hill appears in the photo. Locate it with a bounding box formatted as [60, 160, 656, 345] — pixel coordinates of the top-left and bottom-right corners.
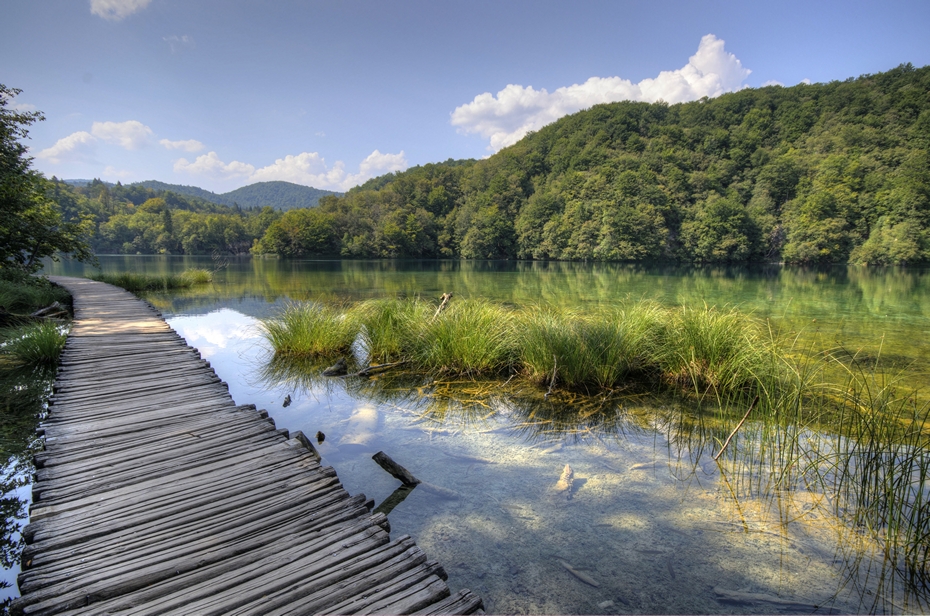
[254, 63, 930, 264]
[136, 180, 341, 210]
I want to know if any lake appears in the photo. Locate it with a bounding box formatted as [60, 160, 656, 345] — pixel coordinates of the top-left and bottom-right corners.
[7, 256, 930, 613]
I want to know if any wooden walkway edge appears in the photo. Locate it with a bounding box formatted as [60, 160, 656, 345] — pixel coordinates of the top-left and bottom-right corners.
[13, 277, 483, 616]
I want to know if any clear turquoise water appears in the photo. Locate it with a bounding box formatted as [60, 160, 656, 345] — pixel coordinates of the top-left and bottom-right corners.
[22, 257, 930, 613]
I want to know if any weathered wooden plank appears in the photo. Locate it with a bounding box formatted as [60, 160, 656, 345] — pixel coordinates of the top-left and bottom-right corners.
[413, 589, 485, 615]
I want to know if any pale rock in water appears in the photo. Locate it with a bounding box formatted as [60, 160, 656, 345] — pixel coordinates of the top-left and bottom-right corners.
[553, 464, 574, 500]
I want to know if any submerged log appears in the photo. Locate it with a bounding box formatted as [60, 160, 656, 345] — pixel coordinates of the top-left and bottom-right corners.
[372, 451, 421, 486]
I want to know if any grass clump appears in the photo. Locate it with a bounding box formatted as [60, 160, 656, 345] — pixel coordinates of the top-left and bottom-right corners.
[91, 268, 212, 292]
[520, 303, 662, 389]
[260, 302, 360, 358]
[410, 299, 517, 375]
[351, 298, 429, 362]
[1, 321, 68, 367]
[656, 305, 772, 394]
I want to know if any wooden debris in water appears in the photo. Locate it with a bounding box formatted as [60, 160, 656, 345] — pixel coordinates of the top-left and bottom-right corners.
[372, 451, 421, 486]
[557, 558, 599, 587]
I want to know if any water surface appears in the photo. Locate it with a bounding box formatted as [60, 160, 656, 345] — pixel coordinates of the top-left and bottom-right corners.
[27, 257, 930, 613]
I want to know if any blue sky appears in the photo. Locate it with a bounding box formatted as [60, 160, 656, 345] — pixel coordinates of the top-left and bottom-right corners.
[4, 0, 930, 193]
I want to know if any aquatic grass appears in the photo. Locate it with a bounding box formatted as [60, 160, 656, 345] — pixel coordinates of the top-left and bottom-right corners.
[351, 298, 430, 362]
[260, 302, 360, 358]
[0, 321, 68, 367]
[91, 268, 212, 292]
[409, 299, 518, 376]
[656, 304, 773, 396]
[518, 302, 662, 389]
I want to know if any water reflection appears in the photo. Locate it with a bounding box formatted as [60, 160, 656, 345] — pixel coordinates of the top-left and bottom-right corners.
[0, 365, 52, 611]
[259, 348, 929, 613]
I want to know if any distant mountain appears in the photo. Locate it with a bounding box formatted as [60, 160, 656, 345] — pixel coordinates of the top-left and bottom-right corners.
[131, 180, 341, 210]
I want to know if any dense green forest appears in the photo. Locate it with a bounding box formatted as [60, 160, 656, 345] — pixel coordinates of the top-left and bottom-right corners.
[51, 64, 930, 263]
[252, 63, 930, 264]
[51, 179, 281, 255]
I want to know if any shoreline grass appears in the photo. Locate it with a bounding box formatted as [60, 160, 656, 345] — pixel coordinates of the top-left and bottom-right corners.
[90, 268, 212, 292]
[0, 321, 68, 367]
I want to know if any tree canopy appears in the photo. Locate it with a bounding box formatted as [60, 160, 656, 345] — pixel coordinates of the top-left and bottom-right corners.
[0, 85, 93, 273]
[246, 63, 930, 265]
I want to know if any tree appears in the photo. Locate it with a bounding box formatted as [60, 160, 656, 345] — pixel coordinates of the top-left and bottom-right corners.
[0, 85, 93, 273]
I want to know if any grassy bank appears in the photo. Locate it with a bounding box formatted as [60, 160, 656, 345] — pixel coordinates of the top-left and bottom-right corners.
[0, 273, 70, 367]
[90, 268, 212, 292]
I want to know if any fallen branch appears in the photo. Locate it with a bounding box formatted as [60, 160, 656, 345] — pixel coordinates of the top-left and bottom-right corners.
[353, 360, 407, 377]
[372, 451, 421, 486]
[713, 396, 759, 461]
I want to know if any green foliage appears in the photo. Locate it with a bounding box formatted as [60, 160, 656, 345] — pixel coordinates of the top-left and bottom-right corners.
[260, 302, 360, 358]
[656, 305, 772, 393]
[245, 64, 930, 264]
[0, 321, 67, 367]
[0, 274, 69, 314]
[251, 208, 339, 256]
[0, 85, 94, 273]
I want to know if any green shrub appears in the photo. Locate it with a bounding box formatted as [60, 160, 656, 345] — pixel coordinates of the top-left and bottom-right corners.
[1, 322, 68, 367]
[261, 302, 359, 358]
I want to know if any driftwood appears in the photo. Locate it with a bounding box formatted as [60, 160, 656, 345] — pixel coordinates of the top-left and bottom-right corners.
[354, 360, 407, 377]
[432, 292, 453, 320]
[372, 451, 421, 486]
[1, 301, 68, 327]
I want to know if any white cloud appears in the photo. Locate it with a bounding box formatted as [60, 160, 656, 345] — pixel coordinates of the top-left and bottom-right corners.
[177, 149, 408, 191]
[762, 80, 785, 87]
[801, 78, 812, 85]
[452, 34, 752, 152]
[160, 138, 205, 152]
[164, 35, 195, 53]
[250, 149, 408, 191]
[174, 151, 256, 179]
[90, 0, 152, 20]
[35, 131, 97, 164]
[91, 120, 153, 149]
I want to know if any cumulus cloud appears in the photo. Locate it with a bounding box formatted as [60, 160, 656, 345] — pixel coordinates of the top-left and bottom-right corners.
[452, 34, 751, 152]
[177, 149, 408, 191]
[90, 0, 152, 20]
[762, 80, 785, 87]
[91, 120, 153, 149]
[159, 138, 204, 152]
[36, 131, 97, 164]
[174, 151, 256, 179]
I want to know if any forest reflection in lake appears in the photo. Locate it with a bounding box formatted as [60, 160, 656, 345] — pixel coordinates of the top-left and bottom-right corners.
[33, 256, 930, 613]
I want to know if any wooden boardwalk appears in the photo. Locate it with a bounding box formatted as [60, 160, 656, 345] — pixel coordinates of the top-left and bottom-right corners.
[13, 277, 482, 616]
